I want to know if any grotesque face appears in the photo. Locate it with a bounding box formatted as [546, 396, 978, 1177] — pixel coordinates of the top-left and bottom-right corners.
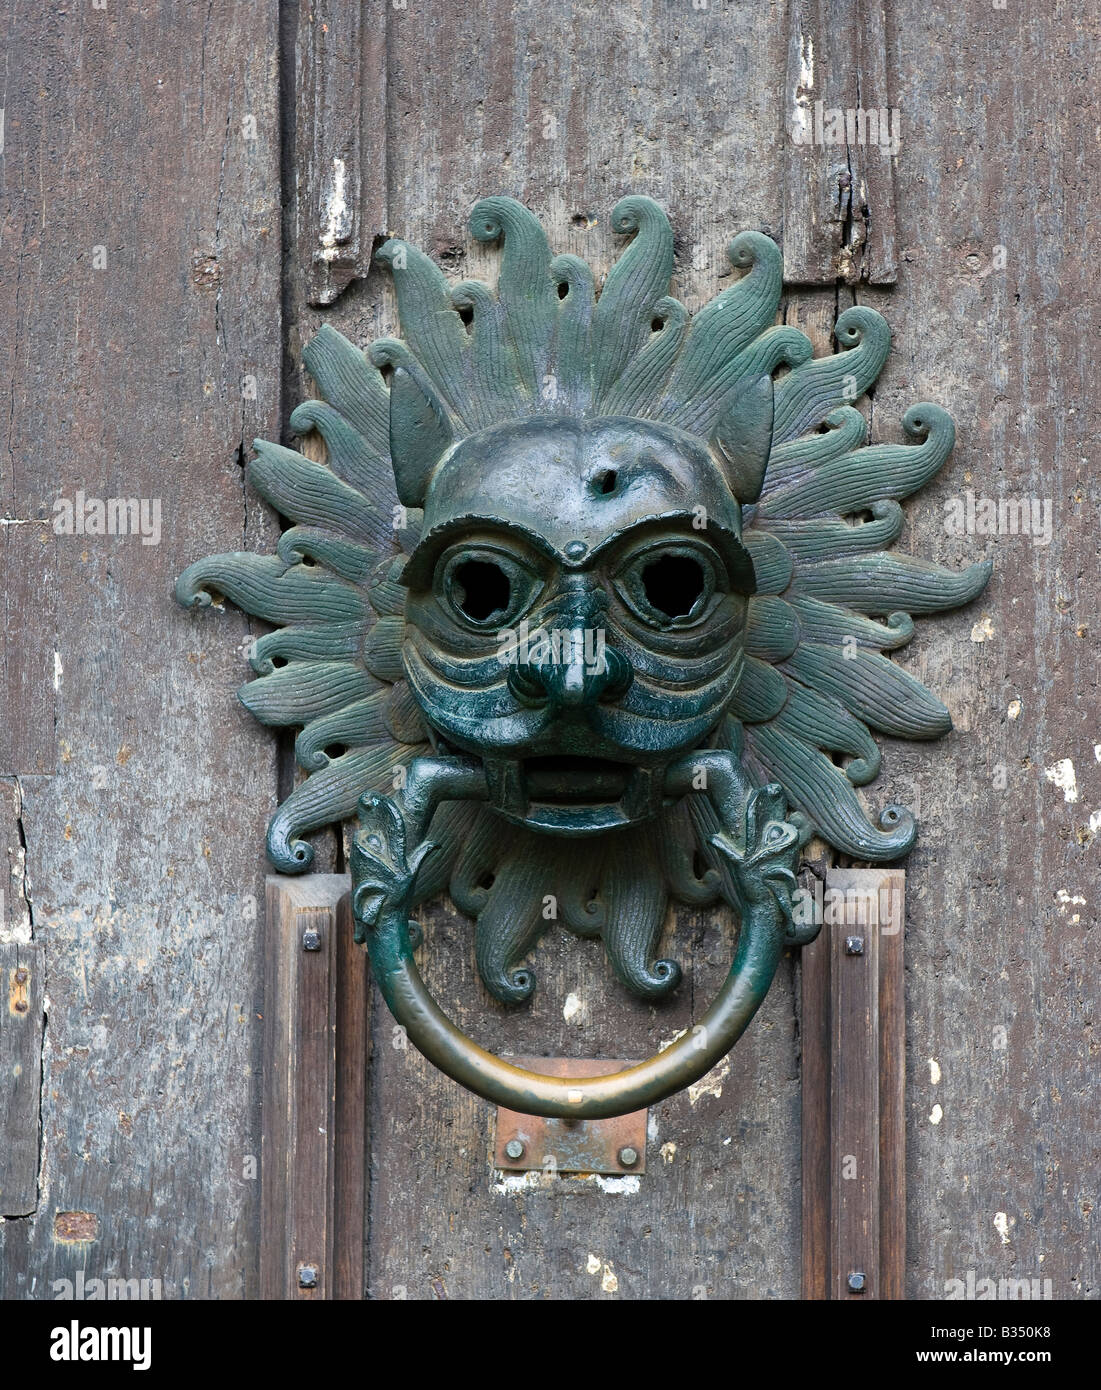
[399, 415, 757, 835]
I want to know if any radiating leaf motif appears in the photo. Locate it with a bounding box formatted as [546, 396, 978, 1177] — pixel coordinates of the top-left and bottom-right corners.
[374, 238, 477, 424]
[266, 745, 422, 873]
[772, 306, 891, 443]
[469, 196, 557, 399]
[300, 323, 390, 458]
[742, 721, 916, 859]
[599, 821, 679, 998]
[659, 231, 784, 430]
[473, 845, 549, 1003]
[793, 553, 992, 615]
[601, 296, 687, 417]
[745, 595, 800, 663]
[591, 195, 675, 406]
[177, 193, 990, 995]
[249, 443, 385, 544]
[546, 254, 596, 412]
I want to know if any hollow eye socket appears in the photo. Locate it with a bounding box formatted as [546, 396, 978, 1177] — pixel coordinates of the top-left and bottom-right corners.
[615, 545, 719, 628]
[452, 559, 510, 622]
[641, 554, 706, 619]
[437, 548, 540, 630]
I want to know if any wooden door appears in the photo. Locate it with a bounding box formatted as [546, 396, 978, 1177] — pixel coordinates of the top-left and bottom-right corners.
[2, 0, 1097, 1303]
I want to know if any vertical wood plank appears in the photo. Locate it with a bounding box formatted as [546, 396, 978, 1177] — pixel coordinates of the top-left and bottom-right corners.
[783, 0, 844, 284]
[799, 909, 831, 1300]
[261, 874, 366, 1299]
[802, 867, 906, 1298]
[783, 0, 897, 284]
[0, 0, 283, 1299]
[293, 0, 389, 306]
[332, 891, 370, 1299]
[0, 941, 44, 1215]
[830, 871, 881, 1299]
[878, 870, 906, 1301]
[869, 0, 1100, 1299]
[0, 528, 57, 776]
[1, 778, 33, 942]
[322, 0, 803, 1301]
[854, 0, 898, 282]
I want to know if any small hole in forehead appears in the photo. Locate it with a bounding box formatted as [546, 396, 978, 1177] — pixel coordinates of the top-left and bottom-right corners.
[586, 464, 623, 498]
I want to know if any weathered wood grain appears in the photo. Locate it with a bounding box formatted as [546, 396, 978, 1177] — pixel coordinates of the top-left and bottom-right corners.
[879, 868, 906, 1301]
[783, 0, 898, 284]
[867, 0, 1100, 1299]
[0, 2, 282, 1298]
[0, 528, 57, 776]
[291, 0, 389, 307]
[0, 941, 45, 1215]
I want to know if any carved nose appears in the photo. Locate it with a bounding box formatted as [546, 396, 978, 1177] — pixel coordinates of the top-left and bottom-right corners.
[507, 587, 633, 711]
[510, 628, 632, 709]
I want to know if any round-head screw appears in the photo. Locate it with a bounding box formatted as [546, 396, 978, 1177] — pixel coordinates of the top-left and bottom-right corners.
[504, 1139, 525, 1161]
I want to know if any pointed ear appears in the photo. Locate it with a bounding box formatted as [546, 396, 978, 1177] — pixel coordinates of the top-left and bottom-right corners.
[389, 367, 453, 507]
[712, 374, 773, 504]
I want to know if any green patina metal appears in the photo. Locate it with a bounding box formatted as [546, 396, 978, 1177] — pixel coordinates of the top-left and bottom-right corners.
[177, 195, 989, 1118]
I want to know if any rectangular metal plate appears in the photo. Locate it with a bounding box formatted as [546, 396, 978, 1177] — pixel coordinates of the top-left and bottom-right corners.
[493, 1058, 647, 1175]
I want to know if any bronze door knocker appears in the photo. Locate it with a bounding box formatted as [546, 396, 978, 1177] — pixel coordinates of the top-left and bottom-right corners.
[178, 196, 989, 1118]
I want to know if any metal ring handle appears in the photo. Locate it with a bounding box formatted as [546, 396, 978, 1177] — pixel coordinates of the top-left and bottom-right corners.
[365, 895, 785, 1120]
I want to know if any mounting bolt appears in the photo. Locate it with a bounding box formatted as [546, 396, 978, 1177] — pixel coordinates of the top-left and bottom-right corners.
[302, 929, 321, 952]
[845, 936, 865, 955]
[297, 1264, 319, 1289]
[504, 1139, 525, 1161]
[14, 969, 28, 984]
[847, 1271, 866, 1293]
[618, 1146, 639, 1168]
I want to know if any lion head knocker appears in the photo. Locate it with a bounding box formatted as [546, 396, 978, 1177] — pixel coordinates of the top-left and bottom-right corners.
[178, 196, 989, 1117]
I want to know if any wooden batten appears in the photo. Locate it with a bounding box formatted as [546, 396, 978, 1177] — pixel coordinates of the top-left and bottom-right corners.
[802, 867, 906, 1298]
[261, 874, 366, 1299]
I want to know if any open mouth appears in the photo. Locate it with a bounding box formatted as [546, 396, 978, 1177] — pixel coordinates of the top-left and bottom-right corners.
[483, 754, 662, 835]
[522, 755, 634, 804]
